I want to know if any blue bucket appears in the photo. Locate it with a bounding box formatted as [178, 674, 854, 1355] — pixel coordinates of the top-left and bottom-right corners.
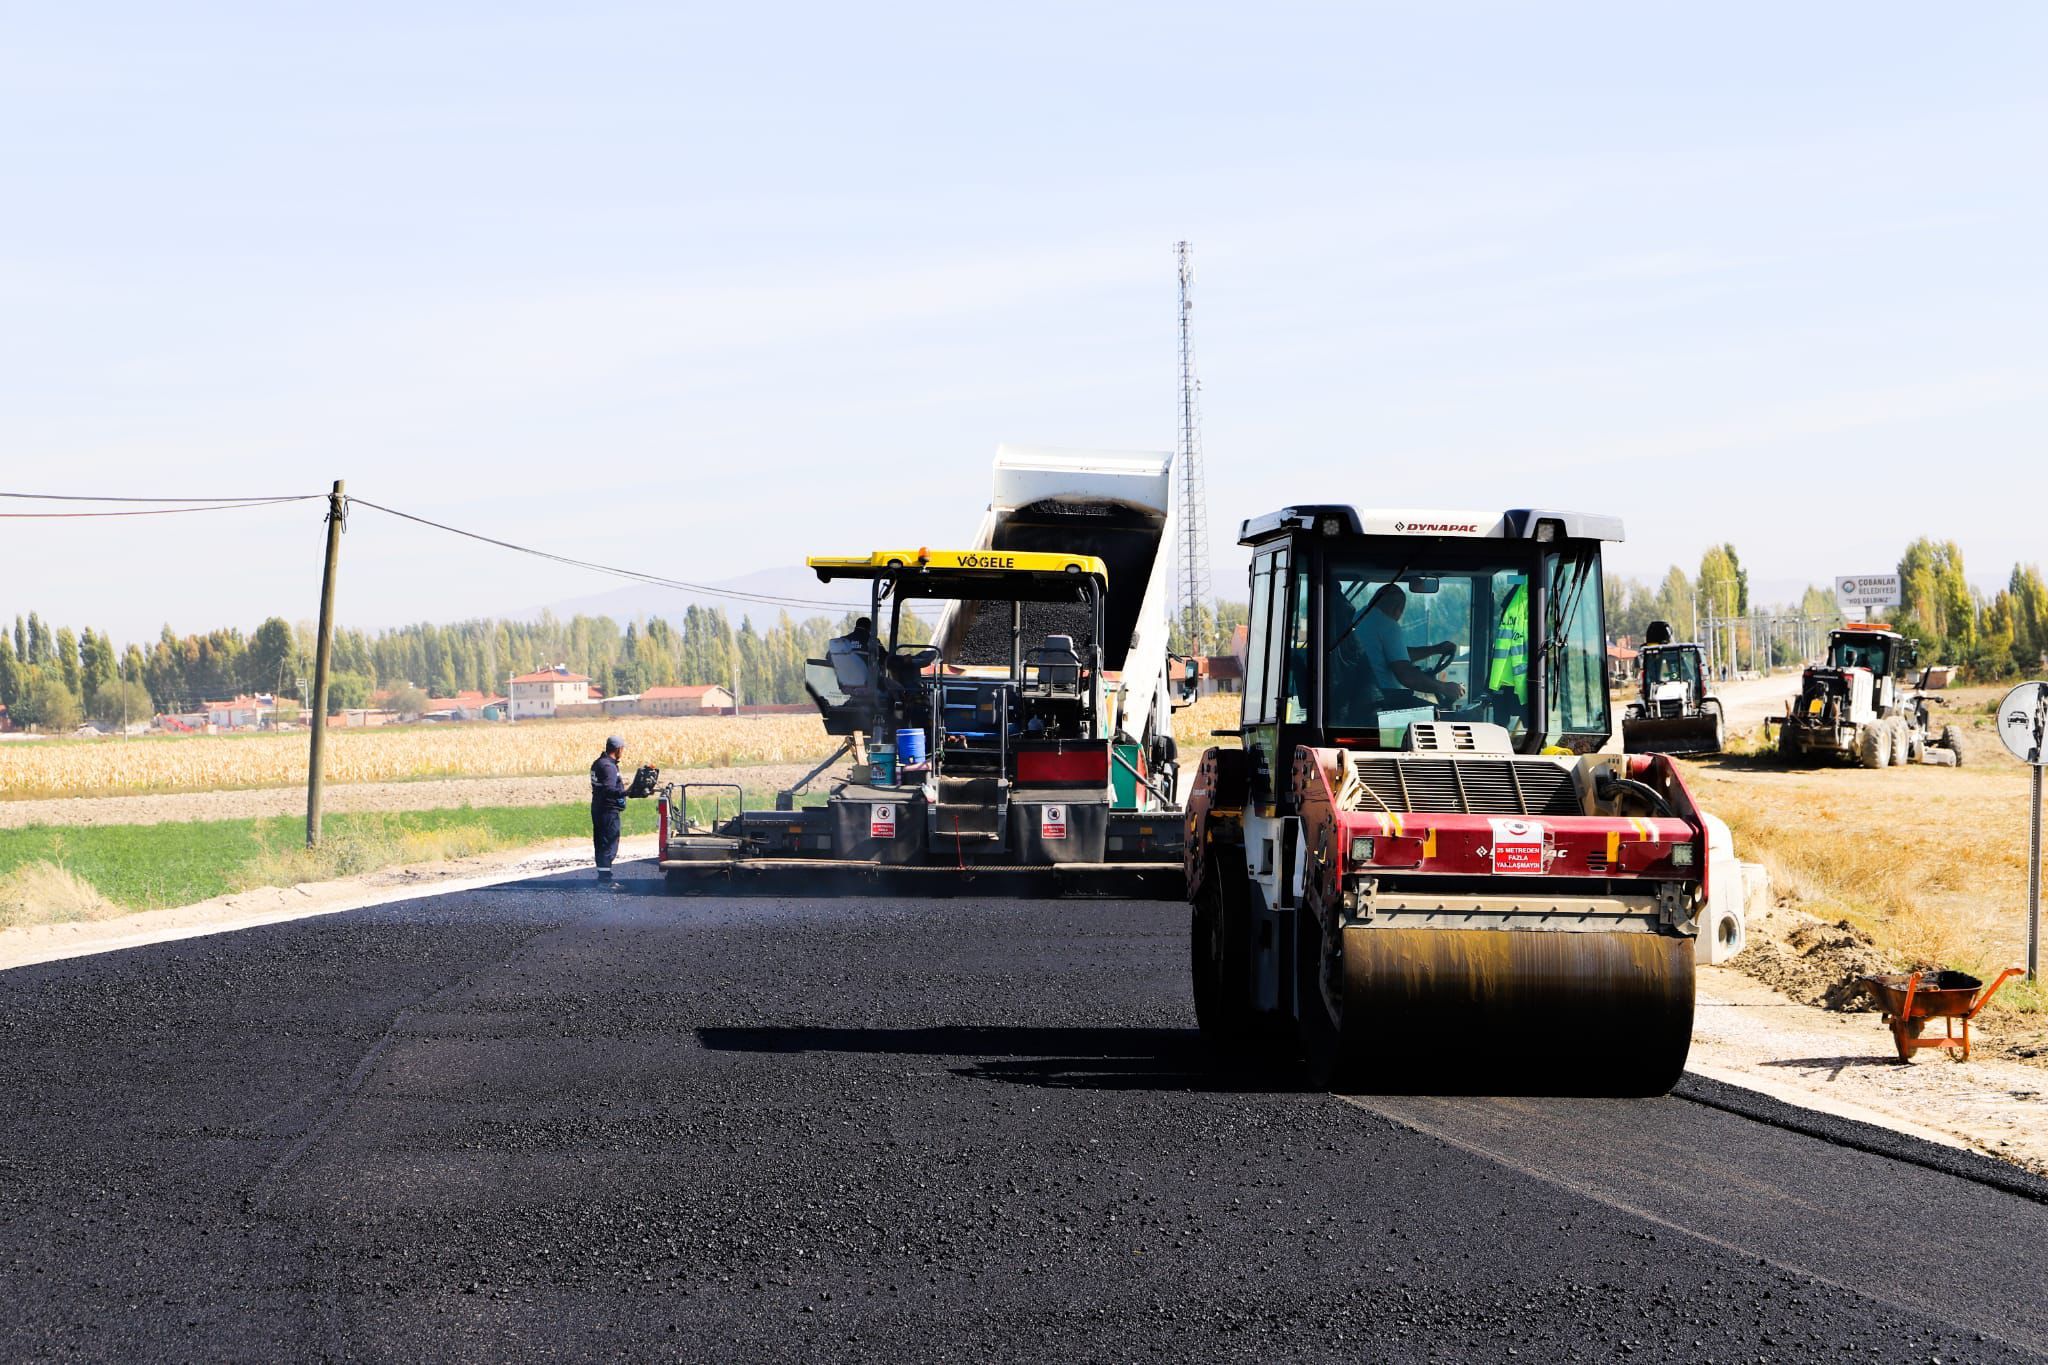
[895, 726, 927, 768]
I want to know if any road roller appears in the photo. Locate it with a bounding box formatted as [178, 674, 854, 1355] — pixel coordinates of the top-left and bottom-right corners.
[1184, 506, 1705, 1094]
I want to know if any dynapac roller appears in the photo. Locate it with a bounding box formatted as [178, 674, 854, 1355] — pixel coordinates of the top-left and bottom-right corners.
[1185, 507, 1706, 1094]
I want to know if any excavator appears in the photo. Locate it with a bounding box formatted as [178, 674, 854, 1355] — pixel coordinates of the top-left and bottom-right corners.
[1184, 507, 1710, 1095]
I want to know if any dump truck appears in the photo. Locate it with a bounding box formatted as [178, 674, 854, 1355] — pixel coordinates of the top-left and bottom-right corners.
[1621, 621, 1723, 755]
[1766, 624, 1965, 768]
[657, 446, 1188, 894]
[1185, 507, 1710, 1095]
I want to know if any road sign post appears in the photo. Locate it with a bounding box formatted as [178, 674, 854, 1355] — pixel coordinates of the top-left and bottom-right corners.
[1996, 682, 2048, 981]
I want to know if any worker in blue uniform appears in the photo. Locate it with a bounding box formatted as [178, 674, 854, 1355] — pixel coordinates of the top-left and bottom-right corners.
[589, 736, 632, 884]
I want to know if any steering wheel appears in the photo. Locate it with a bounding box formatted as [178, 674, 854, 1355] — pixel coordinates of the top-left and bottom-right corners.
[1412, 641, 1456, 673]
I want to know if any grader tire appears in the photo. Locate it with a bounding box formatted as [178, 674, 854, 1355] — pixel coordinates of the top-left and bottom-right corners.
[1857, 723, 1890, 770]
[1942, 723, 1967, 767]
[1888, 718, 1910, 767]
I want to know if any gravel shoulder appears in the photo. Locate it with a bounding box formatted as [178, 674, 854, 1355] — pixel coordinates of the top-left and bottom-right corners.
[1690, 965, 2048, 1175]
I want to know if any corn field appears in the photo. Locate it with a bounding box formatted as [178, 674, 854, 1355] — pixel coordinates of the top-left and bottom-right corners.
[0, 696, 1248, 801]
[0, 715, 835, 800]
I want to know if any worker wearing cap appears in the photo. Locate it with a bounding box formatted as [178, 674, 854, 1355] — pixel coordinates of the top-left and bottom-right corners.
[589, 736, 630, 885]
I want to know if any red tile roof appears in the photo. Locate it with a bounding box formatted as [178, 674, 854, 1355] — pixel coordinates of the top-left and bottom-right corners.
[510, 669, 589, 684]
[641, 684, 728, 700]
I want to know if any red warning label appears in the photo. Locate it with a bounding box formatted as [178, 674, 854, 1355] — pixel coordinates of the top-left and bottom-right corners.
[870, 804, 896, 839]
[1488, 818, 1544, 874]
[1041, 805, 1068, 840]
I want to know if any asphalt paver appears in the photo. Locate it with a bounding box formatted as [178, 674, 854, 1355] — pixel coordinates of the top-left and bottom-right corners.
[3, 864, 2043, 1361]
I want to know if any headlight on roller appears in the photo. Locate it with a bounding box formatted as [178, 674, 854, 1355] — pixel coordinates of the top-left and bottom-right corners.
[1348, 835, 1374, 863]
[1671, 843, 1695, 867]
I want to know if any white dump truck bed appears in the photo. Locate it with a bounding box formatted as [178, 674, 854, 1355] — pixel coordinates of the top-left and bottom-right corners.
[938, 444, 1178, 750]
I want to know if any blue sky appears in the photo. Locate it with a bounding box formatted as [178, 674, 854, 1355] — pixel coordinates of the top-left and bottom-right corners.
[3, 3, 2043, 639]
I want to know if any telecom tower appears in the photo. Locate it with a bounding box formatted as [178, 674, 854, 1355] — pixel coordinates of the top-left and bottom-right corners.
[1175, 241, 1211, 649]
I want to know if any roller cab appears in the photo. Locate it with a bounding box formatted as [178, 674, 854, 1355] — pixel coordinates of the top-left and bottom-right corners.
[1185, 507, 1704, 1094]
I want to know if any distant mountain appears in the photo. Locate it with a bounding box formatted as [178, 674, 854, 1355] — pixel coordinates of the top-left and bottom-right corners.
[526, 566, 869, 626]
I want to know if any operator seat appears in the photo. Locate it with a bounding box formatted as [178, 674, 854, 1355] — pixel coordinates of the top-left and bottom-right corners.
[807, 633, 881, 737]
[1023, 634, 1084, 698]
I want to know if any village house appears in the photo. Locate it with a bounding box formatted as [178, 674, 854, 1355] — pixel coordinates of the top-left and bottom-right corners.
[204, 694, 275, 732]
[639, 684, 735, 717]
[422, 690, 508, 722]
[509, 666, 591, 719]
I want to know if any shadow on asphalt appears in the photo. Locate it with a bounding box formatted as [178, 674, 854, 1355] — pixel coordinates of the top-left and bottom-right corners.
[696, 1025, 1301, 1093]
[1760, 1054, 1907, 1078]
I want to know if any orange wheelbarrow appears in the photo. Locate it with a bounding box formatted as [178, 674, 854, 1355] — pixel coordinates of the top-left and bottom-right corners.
[1859, 968, 2024, 1061]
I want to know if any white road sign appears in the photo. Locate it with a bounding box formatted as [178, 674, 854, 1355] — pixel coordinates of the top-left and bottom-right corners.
[1997, 682, 2048, 765]
[1836, 574, 1902, 608]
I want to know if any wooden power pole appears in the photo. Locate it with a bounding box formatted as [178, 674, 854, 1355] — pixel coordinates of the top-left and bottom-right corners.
[305, 480, 347, 847]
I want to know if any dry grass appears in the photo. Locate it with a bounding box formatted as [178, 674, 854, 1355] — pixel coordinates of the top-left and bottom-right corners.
[0, 860, 122, 930]
[1686, 686, 2041, 1016]
[1174, 694, 1243, 752]
[0, 714, 832, 801]
[227, 821, 519, 893]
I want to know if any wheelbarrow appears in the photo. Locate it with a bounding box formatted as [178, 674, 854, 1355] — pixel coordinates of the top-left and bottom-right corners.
[1859, 968, 2024, 1061]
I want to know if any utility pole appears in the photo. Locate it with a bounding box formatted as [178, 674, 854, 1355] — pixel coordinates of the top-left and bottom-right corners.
[305, 480, 347, 848]
[1174, 241, 1212, 651]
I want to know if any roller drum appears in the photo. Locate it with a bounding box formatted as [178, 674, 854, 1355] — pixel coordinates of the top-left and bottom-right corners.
[1323, 926, 1694, 1096]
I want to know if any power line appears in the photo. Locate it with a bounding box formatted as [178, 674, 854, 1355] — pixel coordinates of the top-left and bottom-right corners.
[0, 496, 320, 519]
[0, 491, 323, 503]
[348, 497, 855, 613]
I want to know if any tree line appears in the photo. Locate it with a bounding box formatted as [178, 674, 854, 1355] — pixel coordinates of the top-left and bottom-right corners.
[0, 606, 931, 731]
[7, 539, 2041, 734]
[1605, 539, 2048, 677]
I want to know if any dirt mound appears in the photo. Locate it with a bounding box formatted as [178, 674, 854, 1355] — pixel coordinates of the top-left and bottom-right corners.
[1737, 914, 1897, 1012]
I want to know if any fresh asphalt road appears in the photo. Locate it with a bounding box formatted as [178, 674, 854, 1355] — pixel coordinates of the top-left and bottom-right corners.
[3, 864, 2044, 1362]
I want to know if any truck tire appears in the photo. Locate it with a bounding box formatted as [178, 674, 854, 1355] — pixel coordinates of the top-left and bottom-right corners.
[1942, 724, 1967, 767]
[1857, 723, 1890, 769]
[1776, 723, 1800, 765]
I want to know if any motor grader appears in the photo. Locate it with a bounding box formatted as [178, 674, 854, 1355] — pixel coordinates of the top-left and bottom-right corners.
[1184, 507, 1709, 1095]
[1765, 624, 1965, 768]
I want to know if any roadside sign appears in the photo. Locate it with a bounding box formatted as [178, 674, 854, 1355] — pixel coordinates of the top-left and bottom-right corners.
[1836, 574, 1902, 609]
[2000, 682, 2048, 983]
[1997, 682, 2048, 765]
[870, 804, 896, 839]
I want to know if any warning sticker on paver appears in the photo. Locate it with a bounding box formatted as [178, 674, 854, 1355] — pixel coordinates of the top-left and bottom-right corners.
[870, 804, 896, 839]
[1488, 818, 1544, 873]
[1041, 805, 1068, 840]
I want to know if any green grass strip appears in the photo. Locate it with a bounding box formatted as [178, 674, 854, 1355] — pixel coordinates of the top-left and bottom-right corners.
[0, 802, 666, 912]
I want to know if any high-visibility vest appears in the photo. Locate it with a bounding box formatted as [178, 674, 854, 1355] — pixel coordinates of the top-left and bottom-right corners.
[1489, 584, 1529, 693]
